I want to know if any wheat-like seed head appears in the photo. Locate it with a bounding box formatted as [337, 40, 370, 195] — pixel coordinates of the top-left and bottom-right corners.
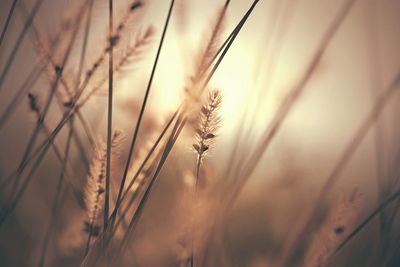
[193, 6, 226, 81]
[181, 5, 226, 120]
[78, 25, 155, 104]
[81, 1, 145, 83]
[84, 129, 125, 235]
[193, 89, 222, 160]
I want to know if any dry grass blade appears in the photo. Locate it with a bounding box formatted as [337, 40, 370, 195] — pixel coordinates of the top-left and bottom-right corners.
[37, 122, 73, 267]
[227, 0, 359, 213]
[2, 0, 397, 266]
[79, 25, 155, 104]
[304, 190, 363, 267]
[116, 117, 186, 265]
[191, 89, 222, 267]
[80, 112, 178, 266]
[10, 0, 248, 189]
[84, 130, 124, 254]
[193, 89, 222, 185]
[104, 0, 114, 231]
[333, 190, 400, 257]
[202, 0, 259, 89]
[223, 0, 299, 182]
[0, 0, 44, 91]
[0, 0, 19, 47]
[0, 0, 90, 225]
[22, 0, 95, 168]
[111, 0, 176, 230]
[277, 70, 400, 267]
[109, 110, 178, 232]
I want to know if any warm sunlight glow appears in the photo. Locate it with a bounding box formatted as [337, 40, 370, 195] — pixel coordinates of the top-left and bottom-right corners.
[1, 0, 400, 266]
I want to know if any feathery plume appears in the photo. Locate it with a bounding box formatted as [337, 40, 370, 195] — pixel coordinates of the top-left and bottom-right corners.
[84, 129, 124, 253]
[81, 0, 145, 88]
[114, 26, 155, 74]
[183, 5, 226, 116]
[189, 89, 222, 267]
[193, 7, 226, 81]
[79, 25, 155, 104]
[193, 89, 222, 163]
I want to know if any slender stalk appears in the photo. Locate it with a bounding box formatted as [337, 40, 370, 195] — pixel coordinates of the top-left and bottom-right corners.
[114, 112, 178, 229]
[1, 102, 81, 201]
[38, 120, 73, 267]
[0, 0, 105, 198]
[0, 0, 19, 48]
[0, 0, 44, 91]
[65, 0, 95, 173]
[277, 71, 400, 267]
[9, 0, 245, 185]
[323, 190, 400, 267]
[109, 110, 178, 231]
[228, 0, 359, 210]
[82, 2, 258, 263]
[0, 0, 93, 141]
[0, 65, 43, 130]
[104, 0, 114, 231]
[113, 0, 256, 240]
[21, 0, 97, 158]
[80, 113, 177, 266]
[0, 2, 88, 224]
[2, 0, 256, 232]
[116, 118, 187, 265]
[224, 0, 298, 183]
[111, 0, 176, 228]
[202, 0, 260, 89]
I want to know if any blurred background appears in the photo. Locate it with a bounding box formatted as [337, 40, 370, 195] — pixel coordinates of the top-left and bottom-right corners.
[0, 0, 400, 266]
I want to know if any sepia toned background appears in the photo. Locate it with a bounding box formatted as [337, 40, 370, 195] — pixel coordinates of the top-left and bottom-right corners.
[0, 0, 399, 266]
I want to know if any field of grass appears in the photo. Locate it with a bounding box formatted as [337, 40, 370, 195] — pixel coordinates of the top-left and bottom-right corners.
[0, 0, 399, 266]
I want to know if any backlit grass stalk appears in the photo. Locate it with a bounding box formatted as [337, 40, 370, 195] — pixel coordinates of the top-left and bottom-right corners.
[115, 117, 187, 265]
[13, 0, 250, 188]
[224, 0, 299, 183]
[0, 1, 89, 225]
[0, 0, 19, 47]
[103, 0, 115, 230]
[82, 113, 177, 266]
[193, 90, 221, 188]
[38, 119, 74, 267]
[112, 2, 259, 262]
[0, 0, 44, 91]
[79, 25, 155, 105]
[23, 94, 82, 204]
[278, 70, 400, 267]
[107, 112, 178, 241]
[111, 0, 175, 230]
[84, 130, 124, 255]
[200, 0, 355, 264]
[0, 0, 89, 131]
[191, 89, 222, 267]
[23, 0, 96, 168]
[304, 190, 363, 267]
[227, 0, 359, 214]
[322, 190, 400, 266]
